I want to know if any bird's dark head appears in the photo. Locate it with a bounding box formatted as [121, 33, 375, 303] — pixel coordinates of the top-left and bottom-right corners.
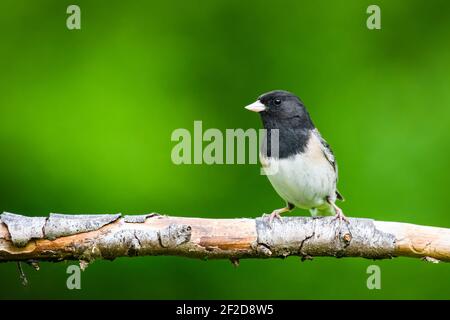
[245, 90, 314, 129]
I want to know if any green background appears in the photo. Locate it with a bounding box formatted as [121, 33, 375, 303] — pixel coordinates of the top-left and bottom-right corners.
[1, 0, 449, 299]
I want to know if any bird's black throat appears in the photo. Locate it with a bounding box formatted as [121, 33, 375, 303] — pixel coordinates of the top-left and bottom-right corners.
[260, 113, 315, 159]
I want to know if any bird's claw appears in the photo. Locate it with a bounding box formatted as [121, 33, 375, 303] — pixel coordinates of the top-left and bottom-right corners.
[328, 200, 349, 227]
[269, 211, 283, 224]
[263, 210, 283, 225]
[331, 208, 349, 238]
[332, 211, 349, 225]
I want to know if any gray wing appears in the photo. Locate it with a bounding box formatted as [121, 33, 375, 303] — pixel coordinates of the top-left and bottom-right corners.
[312, 128, 344, 201]
[312, 128, 336, 172]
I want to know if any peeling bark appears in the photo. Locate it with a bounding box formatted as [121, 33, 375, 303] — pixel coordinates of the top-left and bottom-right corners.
[1, 213, 47, 247]
[0, 212, 449, 263]
[44, 213, 121, 240]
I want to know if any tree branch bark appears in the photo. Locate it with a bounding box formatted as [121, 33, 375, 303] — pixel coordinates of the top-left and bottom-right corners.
[1, 212, 449, 264]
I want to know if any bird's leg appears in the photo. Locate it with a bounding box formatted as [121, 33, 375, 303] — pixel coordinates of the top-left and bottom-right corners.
[265, 203, 294, 224]
[327, 198, 349, 226]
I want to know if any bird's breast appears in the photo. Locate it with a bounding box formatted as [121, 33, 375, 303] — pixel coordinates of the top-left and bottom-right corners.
[260, 142, 336, 209]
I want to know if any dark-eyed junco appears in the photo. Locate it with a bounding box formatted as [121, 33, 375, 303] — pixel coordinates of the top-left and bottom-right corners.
[245, 90, 346, 223]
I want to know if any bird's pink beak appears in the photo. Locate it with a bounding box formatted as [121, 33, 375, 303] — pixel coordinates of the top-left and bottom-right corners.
[245, 100, 266, 113]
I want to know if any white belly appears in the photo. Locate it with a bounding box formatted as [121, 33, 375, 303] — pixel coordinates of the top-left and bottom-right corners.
[262, 153, 336, 210]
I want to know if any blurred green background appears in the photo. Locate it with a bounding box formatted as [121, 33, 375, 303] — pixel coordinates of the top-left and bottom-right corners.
[1, 0, 450, 299]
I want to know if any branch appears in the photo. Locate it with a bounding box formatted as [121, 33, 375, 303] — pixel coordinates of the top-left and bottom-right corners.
[1, 212, 449, 265]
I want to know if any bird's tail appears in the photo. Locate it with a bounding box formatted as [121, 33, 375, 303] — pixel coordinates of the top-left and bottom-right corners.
[336, 190, 344, 201]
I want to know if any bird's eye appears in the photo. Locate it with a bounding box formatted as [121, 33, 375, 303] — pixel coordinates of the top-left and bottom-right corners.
[274, 99, 281, 105]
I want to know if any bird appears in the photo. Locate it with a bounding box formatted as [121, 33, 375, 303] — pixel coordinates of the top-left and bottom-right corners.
[244, 90, 347, 224]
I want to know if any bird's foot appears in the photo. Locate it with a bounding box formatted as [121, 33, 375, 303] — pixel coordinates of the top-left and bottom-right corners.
[331, 206, 349, 239]
[264, 209, 282, 224]
[263, 208, 285, 224]
[332, 208, 349, 225]
[268, 209, 284, 224]
[327, 198, 349, 226]
[263, 204, 294, 226]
